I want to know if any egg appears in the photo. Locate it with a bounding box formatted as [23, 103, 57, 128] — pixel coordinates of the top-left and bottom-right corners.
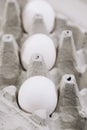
[22, 0, 55, 33]
[21, 34, 56, 70]
[18, 76, 57, 115]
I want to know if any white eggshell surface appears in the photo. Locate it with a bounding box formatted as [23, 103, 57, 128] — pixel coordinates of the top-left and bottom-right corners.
[22, 0, 55, 33]
[18, 76, 57, 115]
[21, 34, 56, 70]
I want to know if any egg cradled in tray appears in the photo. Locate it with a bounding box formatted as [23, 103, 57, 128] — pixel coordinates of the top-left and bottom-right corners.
[21, 34, 56, 70]
[18, 76, 58, 116]
[22, 0, 55, 33]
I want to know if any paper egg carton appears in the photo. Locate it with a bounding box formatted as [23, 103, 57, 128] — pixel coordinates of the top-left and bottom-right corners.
[0, 0, 87, 130]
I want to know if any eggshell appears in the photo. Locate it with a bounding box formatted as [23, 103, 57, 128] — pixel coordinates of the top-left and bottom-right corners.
[22, 0, 55, 33]
[21, 34, 56, 70]
[18, 76, 57, 115]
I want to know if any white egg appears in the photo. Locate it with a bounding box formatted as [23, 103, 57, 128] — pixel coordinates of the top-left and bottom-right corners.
[21, 34, 56, 70]
[22, 0, 55, 33]
[18, 76, 57, 115]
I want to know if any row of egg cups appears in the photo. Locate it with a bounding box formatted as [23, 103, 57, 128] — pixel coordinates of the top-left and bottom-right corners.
[18, 0, 57, 115]
[20, 0, 59, 114]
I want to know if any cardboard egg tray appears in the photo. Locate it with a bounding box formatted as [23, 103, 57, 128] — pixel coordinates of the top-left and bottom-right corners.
[0, 0, 87, 130]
